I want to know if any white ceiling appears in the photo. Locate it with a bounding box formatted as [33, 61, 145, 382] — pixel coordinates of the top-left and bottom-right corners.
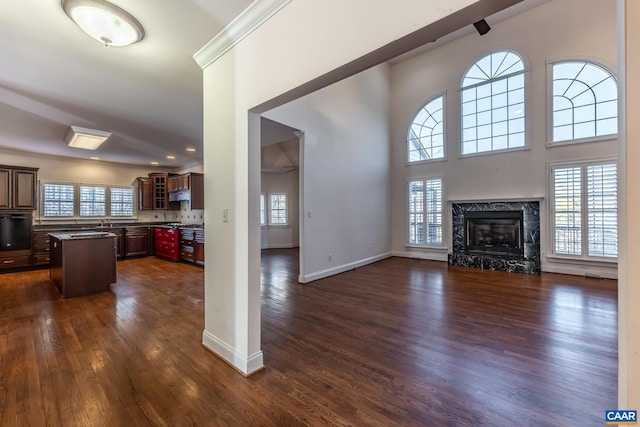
[0, 1, 549, 169]
[0, 0, 252, 168]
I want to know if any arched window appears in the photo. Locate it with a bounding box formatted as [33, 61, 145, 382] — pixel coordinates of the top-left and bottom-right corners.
[461, 50, 526, 155]
[551, 60, 617, 143]
[407, 94, 445, 162]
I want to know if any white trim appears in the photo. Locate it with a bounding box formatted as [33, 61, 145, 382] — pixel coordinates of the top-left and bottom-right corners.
[541, 263, 618, 280]
[193, 0, 292, 69]
[202, 329, 264, 376]
[392, 250, 449, 262]
[299, 252, 392, 283]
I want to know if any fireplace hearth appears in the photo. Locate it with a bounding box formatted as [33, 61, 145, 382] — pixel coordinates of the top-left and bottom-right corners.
[449, 201, 540, 275]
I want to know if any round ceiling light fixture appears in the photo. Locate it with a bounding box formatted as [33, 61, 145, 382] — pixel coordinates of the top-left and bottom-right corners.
[61, 0, 144, 47]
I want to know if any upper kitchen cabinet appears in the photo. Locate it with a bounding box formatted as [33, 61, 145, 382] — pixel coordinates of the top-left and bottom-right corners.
[0, 165, 38, 210]
[137, 173, 179, 211]
[168, 173, 204, 210]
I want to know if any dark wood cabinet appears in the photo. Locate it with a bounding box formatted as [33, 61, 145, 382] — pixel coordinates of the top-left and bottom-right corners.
[168, 173, 204, 210]
[138, 174, 179, 211]
[32, 230, 52, 266]
[125, 226, 154, 257]
[0, 250, 31, 270]
[0, 165, 38, 210]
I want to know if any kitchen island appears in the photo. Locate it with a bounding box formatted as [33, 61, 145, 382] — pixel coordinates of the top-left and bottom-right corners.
[49, 231, 117, 298]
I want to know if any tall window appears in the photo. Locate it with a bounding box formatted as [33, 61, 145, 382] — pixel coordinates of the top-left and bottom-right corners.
[269, 193, 288, 225]
[111, 188, 134, 217]
[551, 60, 618, 143]
[43, 184, 74, 217]
[551, 161, 617, 258]
[408, 94, 445, 162]
[260, 194, 266, 226]
[461, 50, 526, 155]
[79, 185, 106, 216]
[408, 177, 443, 246]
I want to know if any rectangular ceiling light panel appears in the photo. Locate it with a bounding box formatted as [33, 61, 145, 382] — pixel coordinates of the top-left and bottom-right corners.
[65, 126, 111, 150]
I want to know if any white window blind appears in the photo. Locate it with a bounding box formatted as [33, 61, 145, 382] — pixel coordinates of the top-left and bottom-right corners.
[587, 164, 617, 257]
[43, 184, 75, 217]
[260, 194, 266, 226]
[269, 194, 287, 225]
[111, 187, 134, 217]
[553, 166, 581, 255]
[551, 161, 617, 258]
[408, 177, 443, 246]
[79, 186, 106, 217]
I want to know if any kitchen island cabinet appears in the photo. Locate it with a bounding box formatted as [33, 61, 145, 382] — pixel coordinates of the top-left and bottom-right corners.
[49, 231, 117, 298]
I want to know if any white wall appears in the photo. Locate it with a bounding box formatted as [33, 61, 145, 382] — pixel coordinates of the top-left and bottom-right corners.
[261, 170, 299, 249]
[389, 0, 618, 277]
[263, 64, 391, 282]
[0, 147, 203, 223]
[199, 0, 487, 374]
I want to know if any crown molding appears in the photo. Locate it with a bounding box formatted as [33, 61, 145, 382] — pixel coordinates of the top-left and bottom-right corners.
[193, 0, 292, 69]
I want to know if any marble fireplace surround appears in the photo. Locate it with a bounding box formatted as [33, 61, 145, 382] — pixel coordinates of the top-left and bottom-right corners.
[448, 200, 541, 275]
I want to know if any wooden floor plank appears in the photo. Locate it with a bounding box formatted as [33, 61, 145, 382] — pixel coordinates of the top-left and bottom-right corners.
[0, 250, 617, 426]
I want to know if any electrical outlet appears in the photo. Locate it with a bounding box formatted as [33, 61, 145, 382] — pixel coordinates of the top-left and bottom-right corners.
[328, 253, 332, 261]
[223, 208, 229, 223]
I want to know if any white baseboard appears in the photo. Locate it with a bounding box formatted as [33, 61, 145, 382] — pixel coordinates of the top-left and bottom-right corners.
[391, 250, 449, 262]
[300, 252, 392, 283]
[541, 263, 618, 280]
[202, 329, 264, 376]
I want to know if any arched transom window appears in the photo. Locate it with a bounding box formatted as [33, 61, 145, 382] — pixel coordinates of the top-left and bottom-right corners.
[461, 50, 526, 155]
[407, 94, 445, 162]
[551, 60, 617, 143]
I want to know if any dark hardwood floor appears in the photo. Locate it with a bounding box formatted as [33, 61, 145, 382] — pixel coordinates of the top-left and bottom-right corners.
[0, 250, 617, 426]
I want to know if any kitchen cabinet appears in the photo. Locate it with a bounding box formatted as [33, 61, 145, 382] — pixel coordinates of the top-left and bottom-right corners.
[32, 230, 52, 266]
[0, 250, 31, 270]
[125, 226, 154, 257]
[138, 173, 179, 211]
[49, 232, 117, 298]
[155, 227, 180, 261]
[168, 173, 204, 210]
[0, 165, 38, 210]
[180, 227, 204, 265]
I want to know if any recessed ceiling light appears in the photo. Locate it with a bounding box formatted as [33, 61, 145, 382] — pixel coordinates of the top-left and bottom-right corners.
[64, 126, 111, 150]
[186, 148, 196, 152]
[150, 161, 159, 166]
[89, 156, 100, 160]
[61, 0, 145, 47]
[166, 155, 176, 160]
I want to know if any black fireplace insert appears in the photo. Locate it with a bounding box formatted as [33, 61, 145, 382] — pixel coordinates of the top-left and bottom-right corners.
[464, 210, 524, 257]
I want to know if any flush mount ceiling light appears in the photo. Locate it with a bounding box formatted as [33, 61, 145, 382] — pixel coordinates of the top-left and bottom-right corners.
[65, 126, 111, 150]
[61, 0, 144, 47]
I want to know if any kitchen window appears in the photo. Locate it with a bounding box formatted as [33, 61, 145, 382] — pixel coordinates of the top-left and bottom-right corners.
[42, 182, 135, 219]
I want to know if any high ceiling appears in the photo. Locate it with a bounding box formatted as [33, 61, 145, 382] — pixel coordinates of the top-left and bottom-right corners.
[0, 0, 252, 168]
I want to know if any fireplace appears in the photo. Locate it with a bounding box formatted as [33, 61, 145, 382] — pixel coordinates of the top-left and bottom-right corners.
[464, 211, 523, 257]
[449, 201, 540, 275]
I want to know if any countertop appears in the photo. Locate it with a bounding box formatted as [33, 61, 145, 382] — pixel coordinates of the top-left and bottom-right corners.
[48, 231, 119, 240]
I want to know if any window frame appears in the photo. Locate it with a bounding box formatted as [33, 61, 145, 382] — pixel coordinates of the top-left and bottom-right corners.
[548, 158, 618, 262]
[546, 58, 618, 147]
[406, 91, 447, 165]
[260, 193, 266, 226]
[406, 176, 445, 248]
[459, 49, 529, 158]
[268, 193, 288, 226]
[41, 181, 136, 220]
